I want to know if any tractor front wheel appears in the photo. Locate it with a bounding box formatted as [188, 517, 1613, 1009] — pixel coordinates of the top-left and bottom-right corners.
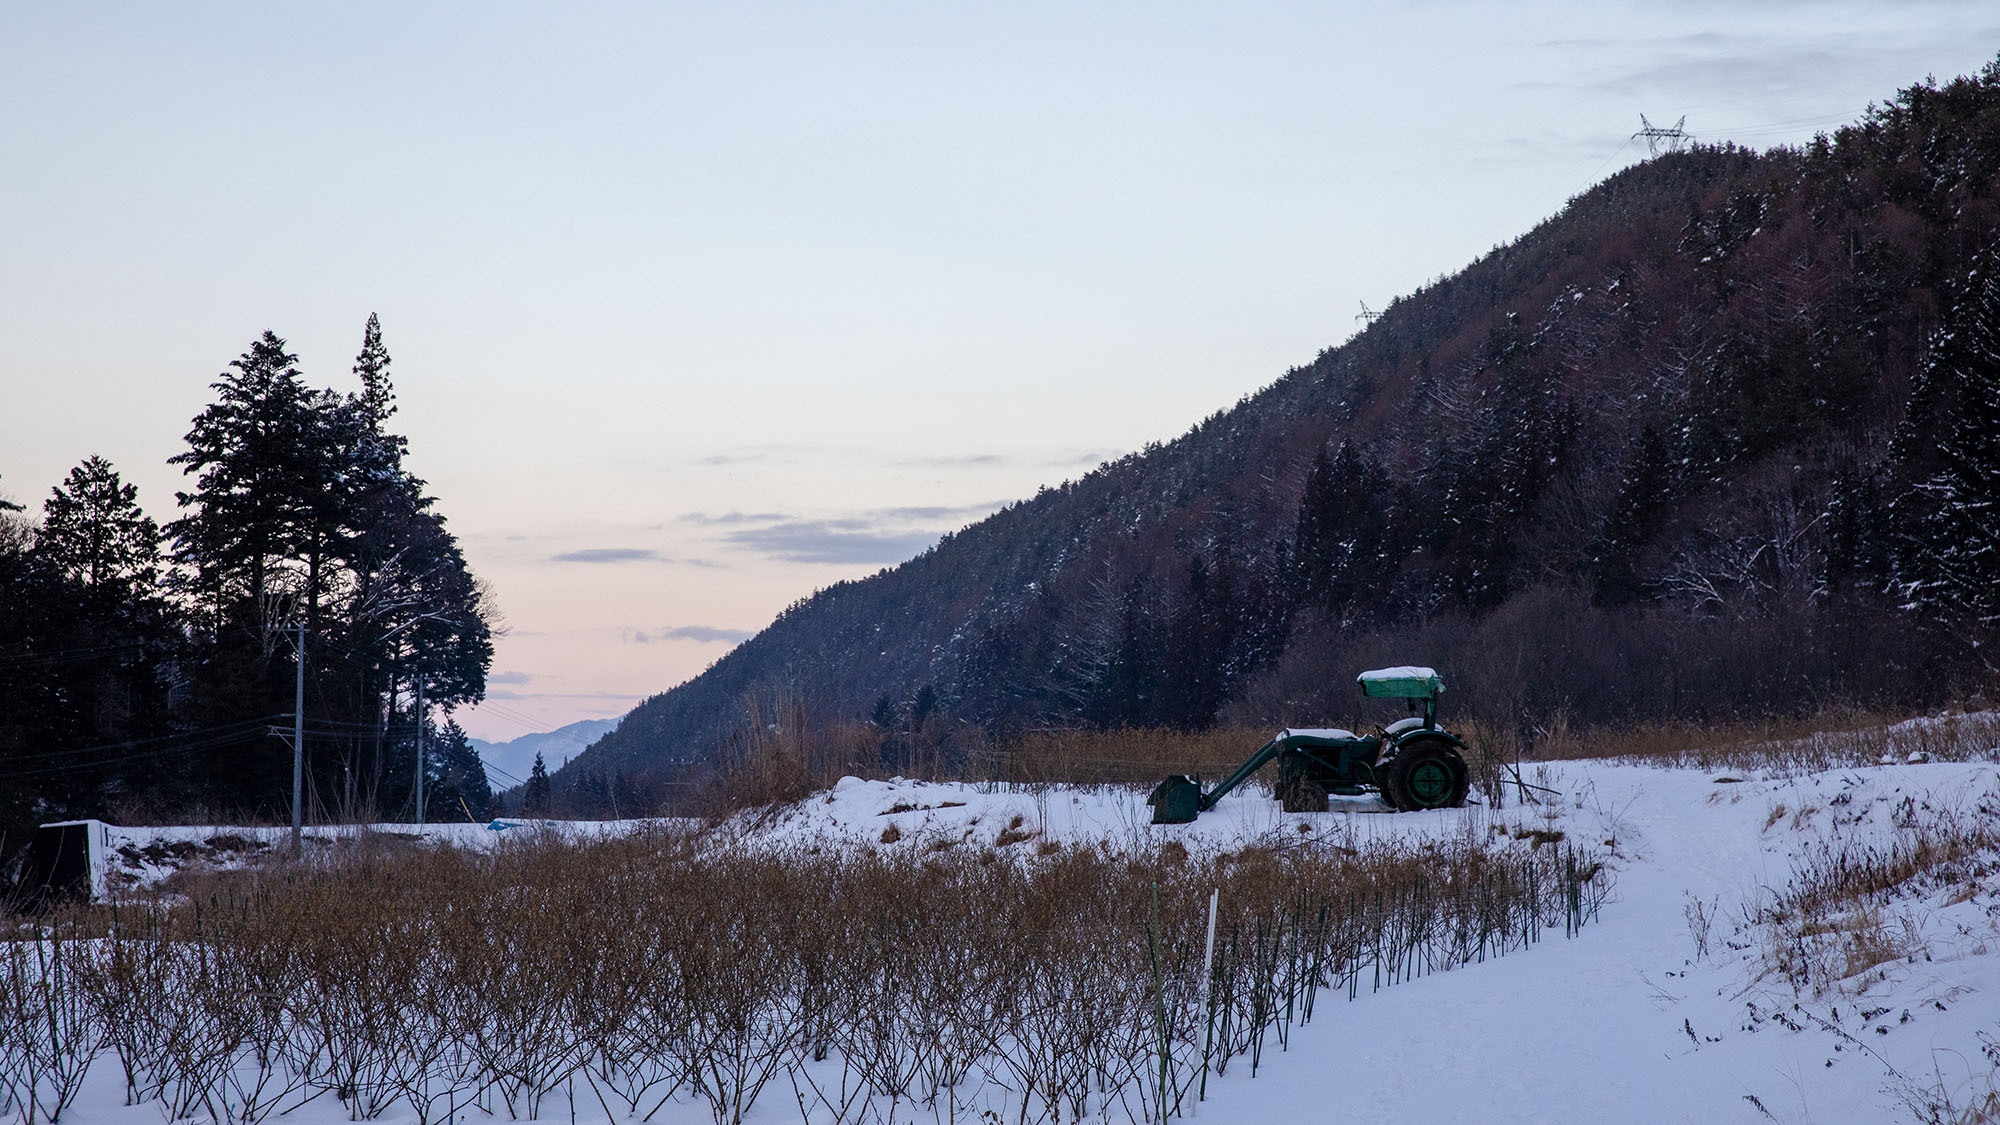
[1382, 741, 1470, 811]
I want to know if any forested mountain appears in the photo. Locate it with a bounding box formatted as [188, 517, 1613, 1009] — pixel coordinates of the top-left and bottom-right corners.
[0, 317, 495, 856]
[567, 62, 2000, 803]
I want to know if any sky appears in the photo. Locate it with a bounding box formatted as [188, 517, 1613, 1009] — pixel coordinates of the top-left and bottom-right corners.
[3, 2, 1995, 742]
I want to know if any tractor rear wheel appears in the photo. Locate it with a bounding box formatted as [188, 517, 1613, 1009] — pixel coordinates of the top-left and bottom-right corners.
[1382, 741, 1470, 811]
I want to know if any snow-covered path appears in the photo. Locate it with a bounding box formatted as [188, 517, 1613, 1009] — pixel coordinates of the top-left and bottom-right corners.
[1206, 762, 2000, 1124]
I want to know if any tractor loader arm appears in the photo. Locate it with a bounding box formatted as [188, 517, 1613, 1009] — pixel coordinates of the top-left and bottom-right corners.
[1198, 736, 1286, 811]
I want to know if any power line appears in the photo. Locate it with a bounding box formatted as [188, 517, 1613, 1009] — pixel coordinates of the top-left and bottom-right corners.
[483, 762, 527, 790]
[2, 713, 436, 777]
[0, 640, 152, 669]
[4, 723, 284, 780]
[1, 715, 288, 766]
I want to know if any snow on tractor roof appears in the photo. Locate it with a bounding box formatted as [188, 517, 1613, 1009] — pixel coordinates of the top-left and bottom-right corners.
[1357, 666, 1444, 698]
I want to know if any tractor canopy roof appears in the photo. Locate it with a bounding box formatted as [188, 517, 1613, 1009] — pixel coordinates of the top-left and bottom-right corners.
[1357, 666, 1444, 699]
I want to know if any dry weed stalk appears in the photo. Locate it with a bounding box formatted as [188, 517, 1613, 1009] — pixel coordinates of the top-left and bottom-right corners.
[1756, 791, 2000, 997]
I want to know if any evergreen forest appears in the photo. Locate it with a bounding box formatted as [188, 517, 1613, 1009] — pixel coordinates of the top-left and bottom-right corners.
[0, 317, 495, 858]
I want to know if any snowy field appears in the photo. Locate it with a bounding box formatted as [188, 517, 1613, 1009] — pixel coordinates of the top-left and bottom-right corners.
[33, 748, 2000, 1125]
[93, 817, 657, 894]
[732, 761, 2000, 1123]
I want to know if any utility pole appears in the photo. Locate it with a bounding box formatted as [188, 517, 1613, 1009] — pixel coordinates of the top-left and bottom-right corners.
[292, 623, 305, 850]
[415, 676, 425, 831]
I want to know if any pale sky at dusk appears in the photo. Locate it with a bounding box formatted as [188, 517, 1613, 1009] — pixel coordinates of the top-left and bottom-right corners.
[3, 2, 1994, 741]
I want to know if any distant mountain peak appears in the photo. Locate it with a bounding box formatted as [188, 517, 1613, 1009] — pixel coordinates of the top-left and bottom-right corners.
[470, 718, 621, 790]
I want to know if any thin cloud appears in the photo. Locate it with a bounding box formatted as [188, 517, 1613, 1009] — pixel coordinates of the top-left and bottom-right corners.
[680, 504, 1016, 565]
[875, 501, 1009, 522]
[722, 521, 940, 565]
[485, 689, 644, 702]
[488, 670, 535, 685]
[1524, 31, 1984, 107]
[550, 547, 665, 564]
[679, 511, 790, 527]
[1049, 448, 1122, 467]
[697, 452, 793, 466]
[623, 625, 754, 645]
[899, 453, 1008, 468]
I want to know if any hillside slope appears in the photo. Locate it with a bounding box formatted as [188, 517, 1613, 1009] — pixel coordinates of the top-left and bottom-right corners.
[569, 63, 2000, 797]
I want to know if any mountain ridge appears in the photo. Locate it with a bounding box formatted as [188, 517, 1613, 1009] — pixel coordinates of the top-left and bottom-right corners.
[470, 718, 618, 790]
[559, 61, 2000, 803]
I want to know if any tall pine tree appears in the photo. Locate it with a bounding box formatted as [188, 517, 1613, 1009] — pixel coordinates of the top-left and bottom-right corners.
[38, 456, 162, 596]
[523, 752, 552, 815]
[168, 332, 332, 639]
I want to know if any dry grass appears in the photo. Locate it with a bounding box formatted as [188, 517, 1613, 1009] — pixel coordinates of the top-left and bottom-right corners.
[960, 726, 1280, 787]
[1755, 790, 2000, 999]
[0, 828, 1605, 1125]
[999, 709, 2000, 799]
[697, 695, 2000, 818]
[1522, 709, 2000, 774]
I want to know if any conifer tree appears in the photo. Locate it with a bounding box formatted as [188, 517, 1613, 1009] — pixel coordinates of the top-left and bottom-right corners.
[168, 331, 332, 635]
[12, 458, 180, 811]
[337, 315, 490, 715]
[352, 312, 396, 433]
[523, 752, 552, 815]
[425, 718, 493, 821]
[1895, 255, 2000, 666]
[1290, 441, 1390, 617]
[1593, 426, 1674, 606]
[37, 456, 162, 596]
[868, 694, 898, 729]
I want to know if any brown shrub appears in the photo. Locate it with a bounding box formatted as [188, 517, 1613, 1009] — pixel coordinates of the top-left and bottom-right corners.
[2, 825, 1606, 1125]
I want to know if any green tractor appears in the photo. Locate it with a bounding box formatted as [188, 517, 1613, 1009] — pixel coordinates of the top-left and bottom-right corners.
[1148, 666, 1470, 824]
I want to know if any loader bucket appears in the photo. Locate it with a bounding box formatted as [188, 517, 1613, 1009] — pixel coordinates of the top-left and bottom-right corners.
[1148, 775, 1201, 824]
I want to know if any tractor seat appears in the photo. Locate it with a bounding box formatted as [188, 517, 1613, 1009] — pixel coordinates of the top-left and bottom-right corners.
[1384, 716, 1428, 736]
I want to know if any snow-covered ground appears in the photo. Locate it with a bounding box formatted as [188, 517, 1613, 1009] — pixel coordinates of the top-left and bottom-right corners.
[1237, 760, 2000, 1124]
[705, 761, 2000, 1121]
[92, 817, 663, 893]
[55, 751, 2000, 1124]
